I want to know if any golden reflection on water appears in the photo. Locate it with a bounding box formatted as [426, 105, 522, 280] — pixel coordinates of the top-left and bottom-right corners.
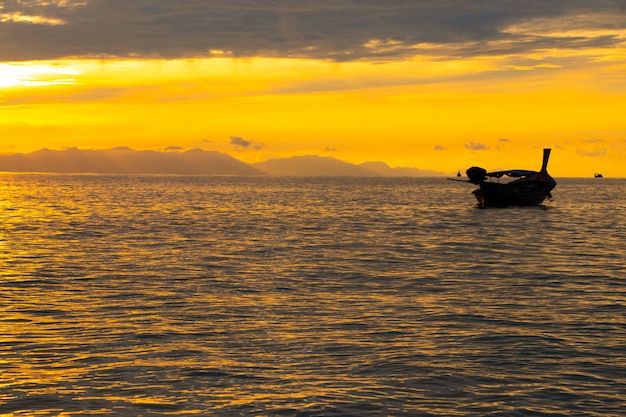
[1, 175, 625, 416]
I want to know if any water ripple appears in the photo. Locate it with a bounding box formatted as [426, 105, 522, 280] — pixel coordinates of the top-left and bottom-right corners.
[1, 176, 625, 416]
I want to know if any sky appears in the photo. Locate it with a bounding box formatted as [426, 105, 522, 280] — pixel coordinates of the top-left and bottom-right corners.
[1, 0, 626, 177]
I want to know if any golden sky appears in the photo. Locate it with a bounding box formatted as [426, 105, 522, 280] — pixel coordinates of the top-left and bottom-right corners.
[1, 2, 625, 177]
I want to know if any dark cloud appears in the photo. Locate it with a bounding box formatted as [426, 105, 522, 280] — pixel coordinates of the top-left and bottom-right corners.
[434, 145, 449, 151]
[465, 141, 489, 151]
[230, 136, 264, 151]
[1, 1, 624, 61]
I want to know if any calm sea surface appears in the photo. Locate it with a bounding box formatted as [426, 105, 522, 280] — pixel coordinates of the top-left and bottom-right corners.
[1, 175, 625, 416]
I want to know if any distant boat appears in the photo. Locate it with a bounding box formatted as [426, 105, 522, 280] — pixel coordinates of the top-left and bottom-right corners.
[595, 173, 603, 178]
[449, 148, 557, 208]
[457, 171, 462, 177]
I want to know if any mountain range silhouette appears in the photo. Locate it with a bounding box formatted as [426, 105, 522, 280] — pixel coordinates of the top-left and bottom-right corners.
[0, 148, 445, 177]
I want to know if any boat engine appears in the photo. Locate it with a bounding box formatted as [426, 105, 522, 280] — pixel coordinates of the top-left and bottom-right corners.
[466, 166, 487, 184]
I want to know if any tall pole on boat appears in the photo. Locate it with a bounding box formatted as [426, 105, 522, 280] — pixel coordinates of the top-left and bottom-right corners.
[541, 148, 551, 173]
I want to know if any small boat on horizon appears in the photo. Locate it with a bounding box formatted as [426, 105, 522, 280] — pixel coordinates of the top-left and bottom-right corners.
[595, 173, 603, 178]
[450, 148, 557, 208]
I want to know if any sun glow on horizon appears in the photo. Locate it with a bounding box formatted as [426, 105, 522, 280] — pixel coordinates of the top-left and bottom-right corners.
[0, 63, 80, 88]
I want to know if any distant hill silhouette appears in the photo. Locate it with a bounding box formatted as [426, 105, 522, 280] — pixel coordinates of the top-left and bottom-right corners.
[0, 148, 262, 175]
[254, 155, 446, 177]
[358, 161, 446, 177]
[0, 148, 446, 176]
[253, 155, 375, 176]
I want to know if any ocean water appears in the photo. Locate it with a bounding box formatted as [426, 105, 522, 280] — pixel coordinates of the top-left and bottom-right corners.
[1, 174, 625, 416]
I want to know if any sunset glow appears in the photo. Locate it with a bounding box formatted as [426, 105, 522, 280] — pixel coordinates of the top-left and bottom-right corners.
[3, 3, 626, 414]
[1, 2, 625, 176]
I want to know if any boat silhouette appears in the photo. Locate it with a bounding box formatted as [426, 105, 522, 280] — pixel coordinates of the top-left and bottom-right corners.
[450, 148, 557, 208]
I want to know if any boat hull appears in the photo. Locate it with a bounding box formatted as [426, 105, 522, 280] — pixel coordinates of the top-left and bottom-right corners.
[472, 182, 551, 208]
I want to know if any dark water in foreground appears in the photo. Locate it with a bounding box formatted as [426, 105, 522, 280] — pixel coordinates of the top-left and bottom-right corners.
[1, 175, 625, 416]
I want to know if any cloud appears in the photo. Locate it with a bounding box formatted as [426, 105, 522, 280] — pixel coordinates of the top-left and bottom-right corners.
[434, 145, 449, 151]
[465, 141, 489, 151]
[0, 12, 66, 25]
[1, 1, 624, 62]
[325, 146, 338, 152]
[230, 136, 264, 151]
[498, 138, 510, 142]
[576, 139, 608, 157]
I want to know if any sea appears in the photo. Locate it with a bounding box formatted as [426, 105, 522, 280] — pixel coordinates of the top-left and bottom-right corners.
[1, 174, 625, 417]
